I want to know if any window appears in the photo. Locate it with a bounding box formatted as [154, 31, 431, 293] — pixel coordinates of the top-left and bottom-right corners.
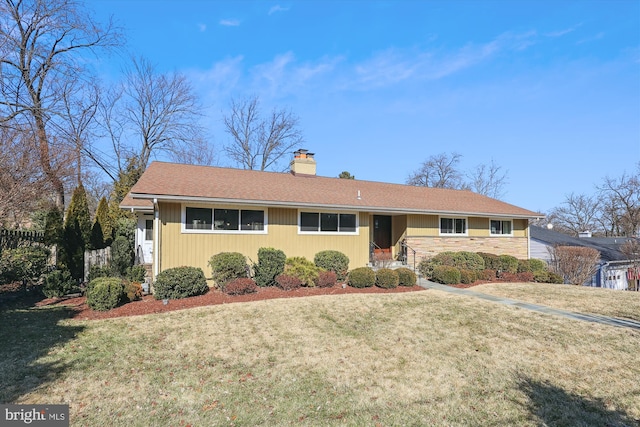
[300, 211, 357, 233]
[184, 207, 265, 232]
[145, 220, 153, 240]
[440, 217, 466, 235]
[186, 207, 213, 230]
[490, 220, 512, 235]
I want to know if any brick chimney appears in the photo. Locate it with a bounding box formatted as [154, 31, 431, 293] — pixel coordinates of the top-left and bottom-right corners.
[290, 149, 316, 176]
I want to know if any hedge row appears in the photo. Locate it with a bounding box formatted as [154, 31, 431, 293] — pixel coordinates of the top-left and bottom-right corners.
[418, 251, 560, 285]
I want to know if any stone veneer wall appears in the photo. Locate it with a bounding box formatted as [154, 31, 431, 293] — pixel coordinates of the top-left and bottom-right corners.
[405, 236, 529, 260]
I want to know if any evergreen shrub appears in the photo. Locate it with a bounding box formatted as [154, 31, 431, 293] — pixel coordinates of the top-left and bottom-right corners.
[347, 267, 375, 288]
[208, 252, 248, 288]
[431, 265, 461, 285]
[42, 269, 78, 298]
[154, 266, 209, 300]
[375, 268, 399, 289]
[253, 248, 286, 287]
[284, 257, 319, 287]
[87, 277, 124, 311]
[314, 250, 349, 281]
[0, 246, 50, 285]
[459, 269, 477, 285]
[396, 267, 417, 287]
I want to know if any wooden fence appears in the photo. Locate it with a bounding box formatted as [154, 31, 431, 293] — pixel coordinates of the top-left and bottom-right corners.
[0, 229, 45, 254]
[84, 247, 111, 282]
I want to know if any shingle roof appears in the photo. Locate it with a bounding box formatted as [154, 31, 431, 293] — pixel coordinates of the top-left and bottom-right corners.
[124, 161, 542, 218]
[530, 225, 634, 261]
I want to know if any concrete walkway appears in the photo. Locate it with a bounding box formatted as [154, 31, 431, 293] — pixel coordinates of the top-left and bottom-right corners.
[418, 278, 640, 331]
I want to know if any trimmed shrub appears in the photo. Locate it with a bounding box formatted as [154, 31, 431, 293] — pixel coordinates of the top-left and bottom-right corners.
[347, 267, 375, 288]
[276, 274, 302, 291]
[0, 246, 51, 285]
[316, 270, 337, 288]
[478, 252, 500, 270]
[123, 281, 143, 302]
[208, 252, 248, 288]
[126, 265, 147, 282]
[396, 267, 417, 287]
[376, 268, 399, 289]
[87, 277, 124, 311]
[451, 251, 485, 271]
[42, 269, 78, 298]
[479, 269, 497, 281]
[518, 272, 534, 282]
[431, 265, 461, 285]
[459, 269, 477, 285]
[314, 250, 349, 281]
[517, 259, 532, 273]
[154, 266, 209, 300]
[528, 258, 548, 273]
[498, 255, 519, 274]
[284, 257, 319, 287]
[224, 278, 258, 295]
[87, 264, 114, 283]
[548, 272, 564, 284]
[253, 247, 286, 287]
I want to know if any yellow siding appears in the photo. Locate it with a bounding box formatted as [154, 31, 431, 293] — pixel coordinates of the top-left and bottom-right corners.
[407, 214, 438, 236]
[159, 203, 371, 276]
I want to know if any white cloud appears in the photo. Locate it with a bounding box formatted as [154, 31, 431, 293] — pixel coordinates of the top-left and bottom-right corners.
[198, 23, 207, 32]
[219, 19, 240, 27]
[268, 5, 289, 15]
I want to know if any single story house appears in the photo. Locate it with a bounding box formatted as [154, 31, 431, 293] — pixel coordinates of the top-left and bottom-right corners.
[530, 225, 638, 290]
[121, 150, 543, 280]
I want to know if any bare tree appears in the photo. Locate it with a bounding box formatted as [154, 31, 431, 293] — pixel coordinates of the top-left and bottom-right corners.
[467, 159, 508, 199]
[91, 56, 209, 177]
[549, 245, 600, 285]
[0, 127, 48, 227]
[406, 152, 467, 189]
[223, 95, 304, 171]
[597, 166, 640, 237]
[0, 0, 120, 209]
[547, 193, 601, 236]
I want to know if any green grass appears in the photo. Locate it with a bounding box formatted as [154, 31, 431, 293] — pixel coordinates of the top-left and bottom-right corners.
[474, 282, 640, 322]
[1, 289, 639, 426]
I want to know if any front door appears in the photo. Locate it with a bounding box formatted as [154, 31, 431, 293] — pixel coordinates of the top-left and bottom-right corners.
[373, 215, 392, 251]
[136, 215, 153, 264]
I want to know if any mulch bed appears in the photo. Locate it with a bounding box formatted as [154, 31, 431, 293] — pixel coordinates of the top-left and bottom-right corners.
[33, 284, 426, 321]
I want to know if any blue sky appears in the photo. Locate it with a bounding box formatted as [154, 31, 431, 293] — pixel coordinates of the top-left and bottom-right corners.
[86, 0, 640, 213]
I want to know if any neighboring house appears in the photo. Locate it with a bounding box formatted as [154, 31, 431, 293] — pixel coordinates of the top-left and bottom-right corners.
[530, 225, 638, 290]
[121, 150, 543, 280]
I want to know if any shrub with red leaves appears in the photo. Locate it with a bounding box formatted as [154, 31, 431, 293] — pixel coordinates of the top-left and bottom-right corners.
[224, 278, 258, 295]
[275, 274, 302, 291]
[316, 270, 337, 288]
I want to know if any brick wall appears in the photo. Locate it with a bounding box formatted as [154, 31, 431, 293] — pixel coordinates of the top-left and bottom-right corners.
[405, 236, 529, 260]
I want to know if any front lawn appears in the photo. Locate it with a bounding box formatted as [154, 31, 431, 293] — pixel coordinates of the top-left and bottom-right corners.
[474, 282, 640, 322]
[1, 290, 638, 426]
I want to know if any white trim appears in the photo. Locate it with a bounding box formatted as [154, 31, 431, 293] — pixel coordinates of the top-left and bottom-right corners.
[438, 216, 468, 236]
[130, 193, 540, 219]
[153, 199, 159, 279]
[180, 203, 268, 235]
[297, 209, 360, 235]
[489, 218, 514, 236]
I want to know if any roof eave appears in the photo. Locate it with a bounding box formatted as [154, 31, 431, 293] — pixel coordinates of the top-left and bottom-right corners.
[130, 193, 543, 219]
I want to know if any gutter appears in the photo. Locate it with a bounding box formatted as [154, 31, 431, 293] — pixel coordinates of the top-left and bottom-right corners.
[130, 193, 543, 220]
[153, 198, 160, 279]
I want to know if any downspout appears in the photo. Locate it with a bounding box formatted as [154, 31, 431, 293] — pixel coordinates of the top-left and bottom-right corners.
[153, 198, 160, 279]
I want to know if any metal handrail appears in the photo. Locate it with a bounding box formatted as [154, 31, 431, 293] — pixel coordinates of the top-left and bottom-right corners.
[400, 239, 417, 273]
